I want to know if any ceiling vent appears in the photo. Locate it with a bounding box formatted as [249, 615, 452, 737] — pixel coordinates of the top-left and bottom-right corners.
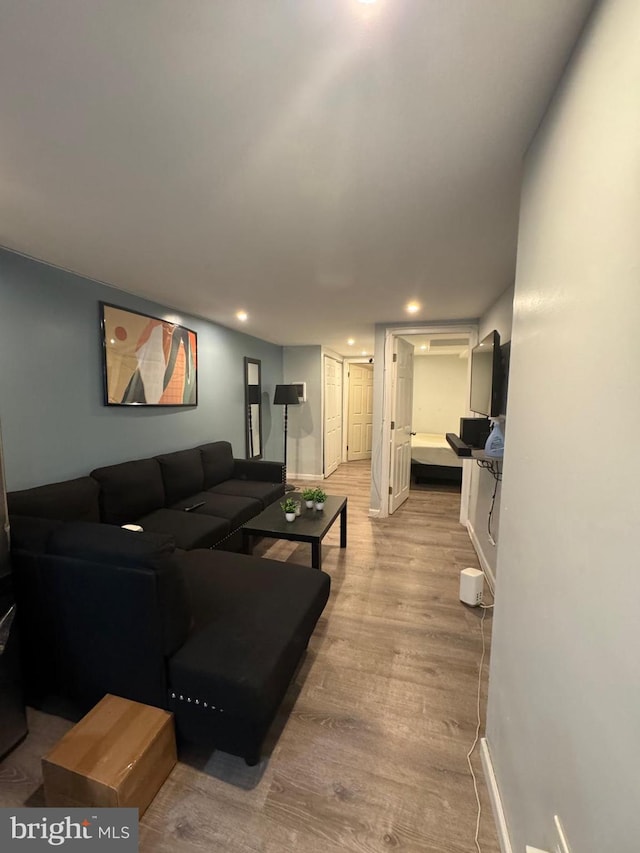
[428, 338, 468, 348]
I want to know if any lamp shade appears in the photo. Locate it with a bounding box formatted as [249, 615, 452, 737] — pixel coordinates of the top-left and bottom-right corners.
[247, 385, 261, 405]
[273, 384, 300, 406]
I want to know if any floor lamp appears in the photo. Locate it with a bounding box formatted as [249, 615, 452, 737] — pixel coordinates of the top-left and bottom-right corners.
[273, 384, 300, 492]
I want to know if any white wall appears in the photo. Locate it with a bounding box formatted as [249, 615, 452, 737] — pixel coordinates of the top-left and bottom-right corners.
[486, 3, 640, 851]
[467, 284, 514, 578]
[412, 355, 468, 435]
[283, 346, 323, 478]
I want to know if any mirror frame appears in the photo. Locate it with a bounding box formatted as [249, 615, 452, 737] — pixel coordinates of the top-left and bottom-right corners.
[244, 357, 263, 459]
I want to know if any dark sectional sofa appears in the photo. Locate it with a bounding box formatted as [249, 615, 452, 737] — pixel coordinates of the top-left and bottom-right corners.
[7, 441, 331, 764]
[8, 440, 285, 550]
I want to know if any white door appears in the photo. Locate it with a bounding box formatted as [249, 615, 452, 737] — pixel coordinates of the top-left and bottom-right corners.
[347, 364, 374, 461]
[389, 337, 414, 514]
[324, 356, 342, 476]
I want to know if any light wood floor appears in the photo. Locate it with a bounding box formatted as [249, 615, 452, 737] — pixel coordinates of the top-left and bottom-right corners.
[0, 461, 499, 853]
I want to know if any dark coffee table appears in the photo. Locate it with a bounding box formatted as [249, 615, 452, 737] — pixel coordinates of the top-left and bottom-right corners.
[241, 493, 347, 571]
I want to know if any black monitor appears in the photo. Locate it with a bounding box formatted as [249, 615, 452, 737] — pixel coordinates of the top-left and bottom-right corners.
[470, 330, 503, 417]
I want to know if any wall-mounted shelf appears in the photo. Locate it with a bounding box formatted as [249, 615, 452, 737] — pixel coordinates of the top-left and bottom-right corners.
[445, 432, 503, 463]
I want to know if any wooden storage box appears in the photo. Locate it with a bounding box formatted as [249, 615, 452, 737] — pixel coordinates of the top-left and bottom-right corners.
[42, 694, 176, 816]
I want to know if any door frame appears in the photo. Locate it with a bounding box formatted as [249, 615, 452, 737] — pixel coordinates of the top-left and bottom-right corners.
[376, 324, 478, 519]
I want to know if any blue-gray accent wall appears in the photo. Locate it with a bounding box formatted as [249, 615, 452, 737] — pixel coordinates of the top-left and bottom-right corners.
[0, 249, 283, 490]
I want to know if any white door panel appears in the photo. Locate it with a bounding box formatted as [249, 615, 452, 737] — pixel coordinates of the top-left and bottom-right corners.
[389, 337, 414, 513]
[348, 364, 374, 461]
[324, 356, 342, 476]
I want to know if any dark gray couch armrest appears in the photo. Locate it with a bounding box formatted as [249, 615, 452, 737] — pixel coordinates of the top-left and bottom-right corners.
[232, 459, 285, 483]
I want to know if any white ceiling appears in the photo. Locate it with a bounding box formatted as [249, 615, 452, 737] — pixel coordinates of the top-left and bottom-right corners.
[0, 0, 594, 356]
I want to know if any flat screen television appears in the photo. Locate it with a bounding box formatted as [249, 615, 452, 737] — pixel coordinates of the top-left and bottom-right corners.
[470, 330, 503, 417]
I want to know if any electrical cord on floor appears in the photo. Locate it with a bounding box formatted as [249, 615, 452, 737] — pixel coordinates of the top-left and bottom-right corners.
[466, 579, 495, 853]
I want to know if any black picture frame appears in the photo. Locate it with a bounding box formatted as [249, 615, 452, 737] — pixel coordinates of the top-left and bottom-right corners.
[244, 357, 262, 459]
[100, 302, 198, 406]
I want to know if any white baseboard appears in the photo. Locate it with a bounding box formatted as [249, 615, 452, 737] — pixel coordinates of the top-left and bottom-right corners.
[368, 508, 381, 518]
[466, 520, 496, 591]
[287, 472, 324, 482]
[480, 738, 513, 853]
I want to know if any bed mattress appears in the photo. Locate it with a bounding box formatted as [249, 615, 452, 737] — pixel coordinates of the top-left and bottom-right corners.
[411, 433, 462, 468]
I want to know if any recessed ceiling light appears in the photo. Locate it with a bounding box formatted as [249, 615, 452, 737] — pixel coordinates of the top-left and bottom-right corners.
[406, 302, 420, 314]
[347, 338, 355, 346]
[420, 344, 427, 351]
[236, 311, 248, 322]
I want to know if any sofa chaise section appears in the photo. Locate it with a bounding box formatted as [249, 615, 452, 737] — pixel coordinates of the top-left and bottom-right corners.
[168, 549, 330, 760]
[10, 520, 330, 763]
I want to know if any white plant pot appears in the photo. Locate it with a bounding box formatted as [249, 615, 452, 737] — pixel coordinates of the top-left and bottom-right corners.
[285, 512, 296, 522]
[305, 500, 314, 509]
[314, 502, 325, 511]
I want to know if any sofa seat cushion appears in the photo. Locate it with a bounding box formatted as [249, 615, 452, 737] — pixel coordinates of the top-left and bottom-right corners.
[48, 521, 175, 568]
[207, 479, 284, 508]
[136, 508, 230, 550]
[170, 493, 261, 528]
[91, 459, 165, 525]
[8, 477, 101, 523]
[169, 550, 330, 723]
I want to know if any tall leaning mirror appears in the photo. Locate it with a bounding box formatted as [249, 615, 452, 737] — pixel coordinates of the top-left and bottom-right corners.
[244, 357, 262, 459]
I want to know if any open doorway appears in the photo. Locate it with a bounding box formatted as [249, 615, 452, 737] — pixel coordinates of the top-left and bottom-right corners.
[371, 324, 478, 519]
[406, 333, 469, 489]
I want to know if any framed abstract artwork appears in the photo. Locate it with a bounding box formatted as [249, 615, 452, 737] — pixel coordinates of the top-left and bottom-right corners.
[100, 302, 198, 406]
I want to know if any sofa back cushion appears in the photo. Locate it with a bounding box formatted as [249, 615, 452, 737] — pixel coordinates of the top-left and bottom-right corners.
[155, 448, 204, 504]
[7, 477, 101, 523]
[91, 459, 165, 525]
[9, 516, 64, 553]
[47, 522, 191, 657]
[199, 441, 234, 488]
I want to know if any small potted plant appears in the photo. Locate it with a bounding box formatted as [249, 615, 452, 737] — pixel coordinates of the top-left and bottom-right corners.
[281, 497, 298, 522]
[313, 489, 327, 511]
[301, 488, 316, 509]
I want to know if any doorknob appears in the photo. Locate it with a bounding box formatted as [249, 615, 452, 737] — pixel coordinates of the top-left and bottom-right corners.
[410, 431, 416, 436]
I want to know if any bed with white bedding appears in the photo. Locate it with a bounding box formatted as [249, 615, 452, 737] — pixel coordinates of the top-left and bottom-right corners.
[411, 432, 462, 484]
